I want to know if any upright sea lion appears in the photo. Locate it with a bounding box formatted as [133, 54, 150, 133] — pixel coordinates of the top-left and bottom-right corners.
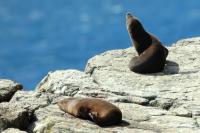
[126, 12, 168, 73]
[57, 97, 122, 126]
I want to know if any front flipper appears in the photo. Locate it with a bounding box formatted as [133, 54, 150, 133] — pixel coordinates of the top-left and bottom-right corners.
[88, 112, 101, 125]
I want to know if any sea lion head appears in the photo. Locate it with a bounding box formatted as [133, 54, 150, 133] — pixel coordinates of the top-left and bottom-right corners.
[126, 12, 152, 55]
[126, 12, 143, 33]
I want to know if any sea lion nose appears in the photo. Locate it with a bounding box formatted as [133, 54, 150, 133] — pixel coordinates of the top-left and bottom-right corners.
[126, 12, 133, 19]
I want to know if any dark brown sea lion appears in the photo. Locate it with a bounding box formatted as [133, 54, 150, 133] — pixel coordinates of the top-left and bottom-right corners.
[57, 97, 122, 126]
[126, 12, 168, 73]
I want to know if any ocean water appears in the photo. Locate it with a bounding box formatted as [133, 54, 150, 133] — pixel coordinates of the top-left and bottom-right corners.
[0, 0, 200, 90]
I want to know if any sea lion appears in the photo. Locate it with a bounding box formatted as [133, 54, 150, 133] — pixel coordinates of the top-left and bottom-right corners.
[126, 12, 168, 73]
[57, 97, 122, 126]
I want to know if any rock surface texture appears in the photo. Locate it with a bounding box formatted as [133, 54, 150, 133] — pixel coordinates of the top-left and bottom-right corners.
[1, 37, 200, 133]
[0, 79, 23, 102]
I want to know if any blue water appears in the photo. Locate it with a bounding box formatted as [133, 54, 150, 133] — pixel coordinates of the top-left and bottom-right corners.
[0, 0, 200, 90]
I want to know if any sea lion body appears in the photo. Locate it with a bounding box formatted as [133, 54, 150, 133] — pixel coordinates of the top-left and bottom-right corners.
[129, 43, 166, 73]
[58, 98, 122, 126]
[126, 13, 168, 73]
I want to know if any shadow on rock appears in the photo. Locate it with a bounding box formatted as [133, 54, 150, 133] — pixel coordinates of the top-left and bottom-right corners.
[139, 60, 179, 76]
[163, 60, 180, 75]
[119, 120, 130, 127]
[178, 70, 199, 75]
[103, 120, 130, 128]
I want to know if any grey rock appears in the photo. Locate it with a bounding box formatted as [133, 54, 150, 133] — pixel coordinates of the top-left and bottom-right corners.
[29, 103, 159, 133]
[35, 69, 122, 101]
[149, 98, 174, 110]
[182, 102, 200, 117]
[85, 37, 200, 106]
[35, 70, 99, 96]
[161, 128, 200, 133]
[0, 79, 23, 102]
[0, 102, 31, 131]
[1, 37, 200, 132]
[196, 117, 200, 127]
[107, 95, 149, 105]
[2, 128, 27, 133]
[146, 115, 196, 128]
[10, 91, 50, 111]
[171, 106, 192, 117]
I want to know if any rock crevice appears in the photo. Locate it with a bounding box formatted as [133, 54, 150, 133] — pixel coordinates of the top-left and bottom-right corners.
[1, 37, 200, 133]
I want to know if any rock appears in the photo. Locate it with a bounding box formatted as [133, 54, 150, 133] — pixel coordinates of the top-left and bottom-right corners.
[196, 117, 200, 126]
[162, 128, 200, 133]
[171, 106, 192, 117]
[85, 38, 200, 106]
[2, 128, 27, 133]
[35, 70, 123, 100]
[83, 37, 200, 131]
[145, 115, 196, 128]
[85, 37, 200, 106]
[0, 79, 23, 102]
[107, 95, 149, 105]
[27, 104, 64, 133]
[1, 37, 200, 132]
[35, 70, 100, 96]
[0, 102, 32, 131]
[181, 102, 200, 117]
[149, 98, 174, 110]
[29, 104, 159, 133]
[9, 91, 51, 111]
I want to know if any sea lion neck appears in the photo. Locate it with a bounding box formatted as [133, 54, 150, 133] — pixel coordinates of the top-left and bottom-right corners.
[126, 13, 152, 54]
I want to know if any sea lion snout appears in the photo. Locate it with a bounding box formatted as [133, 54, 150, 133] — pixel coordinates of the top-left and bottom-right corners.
[126, 12, 141, 30]
[126, 12, 133, 19]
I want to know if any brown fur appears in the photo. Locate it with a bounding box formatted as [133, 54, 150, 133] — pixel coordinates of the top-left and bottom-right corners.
[57, 98, 122, 126]
[126, 12, 168, 73]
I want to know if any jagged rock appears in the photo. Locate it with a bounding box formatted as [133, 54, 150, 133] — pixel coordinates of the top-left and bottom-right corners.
[0, 102, 32, 131]
[9, 91, 51, 111]
[35, 70, 100, 96]
[29, 103, 159, 133]
[162, 128, 200, 133]
[0, 79, 23, 102]
[145, 115, 196, 128]
[85, 37, 200, 105]
[0, 91, 59, 131]
[2, 128, 27, 133]
[1, 37, 200, 132]
[35, 70, 121, 100]
[107, 95, 149, 105]
[149, 98, 174, 110]
[171, 106, 192, 117]
[28, 37, 200, 133]
[83, 37, 200, 131]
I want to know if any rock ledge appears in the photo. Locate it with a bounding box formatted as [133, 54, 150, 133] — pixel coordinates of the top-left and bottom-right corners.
[1, 37, 200, 133]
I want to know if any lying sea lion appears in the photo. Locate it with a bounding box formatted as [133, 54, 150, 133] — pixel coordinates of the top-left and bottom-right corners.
[57, 97, 122, 126]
